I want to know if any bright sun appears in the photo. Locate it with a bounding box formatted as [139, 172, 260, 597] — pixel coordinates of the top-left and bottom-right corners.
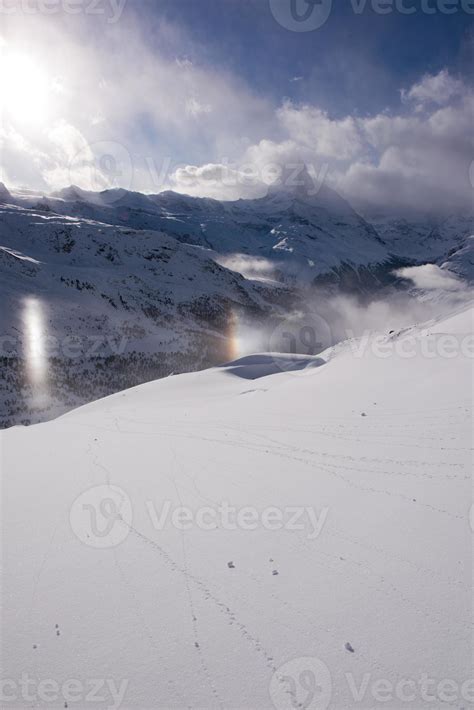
[0, 51, 53, 125]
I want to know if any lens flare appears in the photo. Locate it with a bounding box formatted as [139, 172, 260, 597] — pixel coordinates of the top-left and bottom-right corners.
[226, 310, 265, 360]
[22, 297, 47, 391]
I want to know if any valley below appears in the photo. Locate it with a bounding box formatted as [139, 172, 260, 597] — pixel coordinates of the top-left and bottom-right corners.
[0, 178, 472, 429]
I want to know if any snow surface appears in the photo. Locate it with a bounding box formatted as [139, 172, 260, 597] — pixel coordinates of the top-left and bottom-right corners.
[1, 306, 472, 709]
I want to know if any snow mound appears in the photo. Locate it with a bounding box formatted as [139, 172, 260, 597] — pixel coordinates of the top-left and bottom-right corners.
[220, 353, 326, 379]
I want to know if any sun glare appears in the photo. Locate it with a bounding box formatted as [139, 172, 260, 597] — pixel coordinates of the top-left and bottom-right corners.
[0, 50, 52, 125]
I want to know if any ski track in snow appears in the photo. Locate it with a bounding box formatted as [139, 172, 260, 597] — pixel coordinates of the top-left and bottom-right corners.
[89, 420, 467, 520]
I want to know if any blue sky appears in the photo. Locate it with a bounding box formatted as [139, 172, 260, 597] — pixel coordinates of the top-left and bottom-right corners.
[0, 0, 473, 214]
[134, 0, 472, 115]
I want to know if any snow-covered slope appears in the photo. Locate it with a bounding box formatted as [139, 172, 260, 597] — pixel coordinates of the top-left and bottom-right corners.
[0, 201, 275, 338]
[372, 213, 474, 264]
[2, 306, 472, 709]
[441, 235, 474, 282]
[0, 201, 291, 427]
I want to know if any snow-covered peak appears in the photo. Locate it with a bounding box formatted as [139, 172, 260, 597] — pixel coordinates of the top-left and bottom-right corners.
[267, 163, 318, 199]
[263, 164, 352, 214]
[0, 182, 13, 203]
[53, 184, 106, 205]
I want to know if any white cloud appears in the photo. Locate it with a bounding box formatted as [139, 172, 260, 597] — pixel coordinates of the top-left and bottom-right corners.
[0, 8, 471, 222]
[278, 103, 364, 160]
[47, 120, 92, 164]
[395, 264, 465, 291]
[176, 57, 193, 69]
[185, 98, 212, 118]
[0, 12, 274, 192]
[237, 70, 474, 215]
[401, 69, 464, 107]
[214, 254, 278, 282]
[171, 163, 267, 200]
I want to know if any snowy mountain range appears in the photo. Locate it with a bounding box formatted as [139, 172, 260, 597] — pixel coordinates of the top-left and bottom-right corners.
[3, 174, 392, 285]
[0, 175, 472, 427]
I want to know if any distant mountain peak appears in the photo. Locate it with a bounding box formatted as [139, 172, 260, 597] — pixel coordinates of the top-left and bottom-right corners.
[54, 185, 105, 205]
[0, 182, 12, 202]
[268, 163, 321, 201]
